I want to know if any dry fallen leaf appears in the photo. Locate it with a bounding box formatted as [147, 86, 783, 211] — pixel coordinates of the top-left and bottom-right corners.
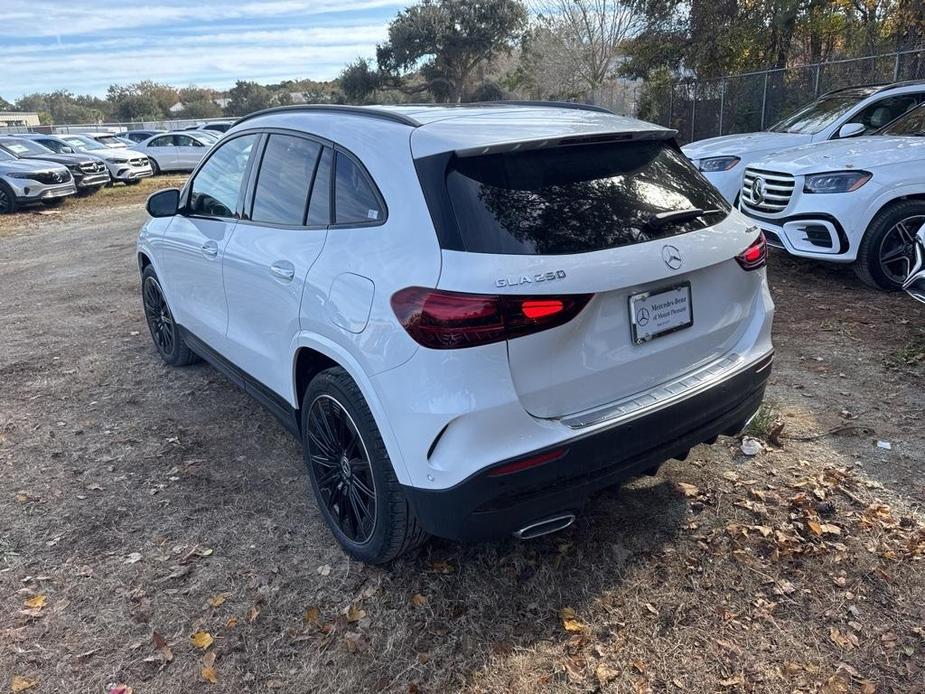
[208, 593, 228, 608]
[559, 607, 584, 633]
[201, 666, 218, 684]
[304, 607, 321, 625]
[317, 564, 332, 576]
[595, 663, 618, 685]
[346, 604, 366, 623]
[23, 595, 47, 610]
[410, 594, 427, 607]
[190, 631, 214, 650]
[152, 630, 173, 663]
[428, 560, 455, 574]
[676, 482, 700, 498]
[225, 616, 238, 629]
[807, 518, 823, 536]
[108, 685, 133, 694]
[11, 676, 38, 692]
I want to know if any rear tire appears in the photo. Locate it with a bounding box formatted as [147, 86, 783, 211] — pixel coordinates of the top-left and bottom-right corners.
[0, 183, 19, 214]
[301, 367, 427, 564]
[141, 266, 199, 366]
[854, 201, 925, 290]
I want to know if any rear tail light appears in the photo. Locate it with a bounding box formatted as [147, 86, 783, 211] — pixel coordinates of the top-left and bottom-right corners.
[391, 287, 593, 349]
[736, 231, 767, 271]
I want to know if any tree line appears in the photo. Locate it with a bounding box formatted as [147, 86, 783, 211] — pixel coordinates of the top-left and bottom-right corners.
[3, 0, 923, 125]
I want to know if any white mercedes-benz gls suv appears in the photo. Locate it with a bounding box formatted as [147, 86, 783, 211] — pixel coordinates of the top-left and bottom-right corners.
[137, 103, 775, 563]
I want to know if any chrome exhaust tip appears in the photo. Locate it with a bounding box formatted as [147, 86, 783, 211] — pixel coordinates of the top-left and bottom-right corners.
[513, 513, 575, 540]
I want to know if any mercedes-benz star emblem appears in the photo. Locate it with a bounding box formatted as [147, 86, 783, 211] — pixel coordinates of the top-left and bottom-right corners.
[661, 244, 683, 270]
[751, 176, 766, 204]
[636, 307, 650, 326]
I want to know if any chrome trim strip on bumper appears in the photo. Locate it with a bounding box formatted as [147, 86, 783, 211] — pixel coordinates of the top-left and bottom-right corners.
[560, 350, 774, 430]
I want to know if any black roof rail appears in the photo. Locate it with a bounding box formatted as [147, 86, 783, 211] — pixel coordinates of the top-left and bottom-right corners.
[233, 104, 421, 128]
[473, 100, 614, 114]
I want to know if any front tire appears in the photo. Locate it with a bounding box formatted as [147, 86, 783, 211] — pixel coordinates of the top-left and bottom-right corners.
[0, 183, 19, 214]
[855, 201, 925, 290]
[149, 158, 161, 176]
[301, 367, 427, 564]
[141, 266, 199, 366]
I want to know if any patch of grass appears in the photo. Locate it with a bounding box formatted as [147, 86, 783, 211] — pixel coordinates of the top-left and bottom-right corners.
[886, 330, 925, 369]
[745, 400, 781, 439]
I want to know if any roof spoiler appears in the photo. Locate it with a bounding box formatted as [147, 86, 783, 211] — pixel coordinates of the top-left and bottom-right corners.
[453, 128, 679, 158]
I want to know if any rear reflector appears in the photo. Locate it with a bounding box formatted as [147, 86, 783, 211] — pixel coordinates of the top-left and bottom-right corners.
[736, 231, 767, 271]
[487, 447, 568, 477]
[391, 287, 592, 349]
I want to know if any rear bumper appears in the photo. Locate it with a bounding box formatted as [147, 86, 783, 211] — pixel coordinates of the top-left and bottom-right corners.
[402, 352, 772, 541]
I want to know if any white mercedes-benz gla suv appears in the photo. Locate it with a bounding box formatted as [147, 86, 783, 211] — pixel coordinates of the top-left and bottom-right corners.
[137, 103, 774, 563]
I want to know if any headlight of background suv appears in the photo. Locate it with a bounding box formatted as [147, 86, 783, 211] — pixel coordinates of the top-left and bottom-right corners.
[5, 172, 36, 179]
[803, 170, 872, 194]
[698, 156, 741, 172]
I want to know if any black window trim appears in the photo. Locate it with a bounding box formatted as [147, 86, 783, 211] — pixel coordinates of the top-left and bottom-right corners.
[181, 131, 262, 222]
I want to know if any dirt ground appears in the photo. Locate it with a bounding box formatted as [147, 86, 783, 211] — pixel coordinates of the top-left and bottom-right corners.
[1, 188, 923, 694]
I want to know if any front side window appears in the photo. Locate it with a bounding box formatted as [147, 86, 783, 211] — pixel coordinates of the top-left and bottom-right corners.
[189, 134, 258, 218]
[251, 134, 321, 225]
[334, 151, 383, 225]
[40, 139, 69, 153]
[846, 95, 922, 134]
[441, 140, 729, 255]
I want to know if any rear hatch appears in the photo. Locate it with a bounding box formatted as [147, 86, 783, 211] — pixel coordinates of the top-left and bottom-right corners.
[414, 133, 766, 419]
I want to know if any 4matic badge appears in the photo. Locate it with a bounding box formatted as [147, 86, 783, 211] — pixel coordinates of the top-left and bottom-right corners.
[496, 270, 567, 288]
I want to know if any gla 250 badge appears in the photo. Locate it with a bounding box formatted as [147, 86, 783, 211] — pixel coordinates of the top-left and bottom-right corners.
[496, 270, 567, 288]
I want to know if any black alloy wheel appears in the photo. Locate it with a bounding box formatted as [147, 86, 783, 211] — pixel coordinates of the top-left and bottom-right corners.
[142, 275, 176, 357]
[878, 214, 923, 287]
[306, 394, 378, 545]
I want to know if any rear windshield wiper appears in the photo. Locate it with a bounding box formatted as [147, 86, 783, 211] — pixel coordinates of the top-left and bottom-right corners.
[646, 208, 722, 229]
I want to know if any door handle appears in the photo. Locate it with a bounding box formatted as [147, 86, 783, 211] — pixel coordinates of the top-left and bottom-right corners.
[270, 262, 295, 281]
[200, 241, 219, 258]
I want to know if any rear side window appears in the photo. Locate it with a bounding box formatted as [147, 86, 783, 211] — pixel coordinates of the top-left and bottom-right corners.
[252, 134, 322, 226]
[189, 134, 258, 218]
[441, 140, 729, 255]
[334, 151, 383, 225]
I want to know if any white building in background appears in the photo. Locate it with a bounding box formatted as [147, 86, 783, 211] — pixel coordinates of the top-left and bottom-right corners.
[0, 111, 40, 128]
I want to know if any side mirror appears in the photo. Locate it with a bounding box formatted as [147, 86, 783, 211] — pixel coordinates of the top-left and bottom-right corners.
[837, 122, 866, 139]
[146, 188, 180, 218]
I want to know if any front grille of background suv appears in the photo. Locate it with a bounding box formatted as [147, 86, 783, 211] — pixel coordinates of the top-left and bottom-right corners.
[128, 157, 149, 167]
[79, 161, 106, 174]
[741, 168, 795, 214]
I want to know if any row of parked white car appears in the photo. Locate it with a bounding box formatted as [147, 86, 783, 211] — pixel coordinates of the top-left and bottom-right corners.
[0, 122, 230, 214]
[682, 79, 925, 299]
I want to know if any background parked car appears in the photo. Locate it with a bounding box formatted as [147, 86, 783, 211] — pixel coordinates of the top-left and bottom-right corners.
[19, 134, 153, 185]
[130, 132, 214, 174]
[682, 80, 925, 202]
[80, 132, 131, 148]
[0, 146, 76, 213]
[737, 102, 925, 290]
[119, 129, 166, 144]
[2, 136, 109, 196]
[183, 121, 234, 133]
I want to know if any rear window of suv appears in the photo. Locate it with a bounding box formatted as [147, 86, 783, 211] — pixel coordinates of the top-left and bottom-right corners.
[437, 139, 729, 255]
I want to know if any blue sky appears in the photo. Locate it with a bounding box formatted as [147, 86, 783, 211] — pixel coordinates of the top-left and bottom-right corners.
[1, 1, 407, 99]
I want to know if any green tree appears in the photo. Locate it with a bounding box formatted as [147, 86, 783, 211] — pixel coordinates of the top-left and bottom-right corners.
[226, 80, 272, 116]
[340, 58, 381, 103]
[0, 95, 12, 110]
[375, 0, 528, 103]
[15, 91, 105, 124]
[107, 81, 178, 117]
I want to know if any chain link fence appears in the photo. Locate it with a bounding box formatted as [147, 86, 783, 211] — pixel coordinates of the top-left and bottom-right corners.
[0, 117, 235, 136]
[644, 48, 925, 144]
